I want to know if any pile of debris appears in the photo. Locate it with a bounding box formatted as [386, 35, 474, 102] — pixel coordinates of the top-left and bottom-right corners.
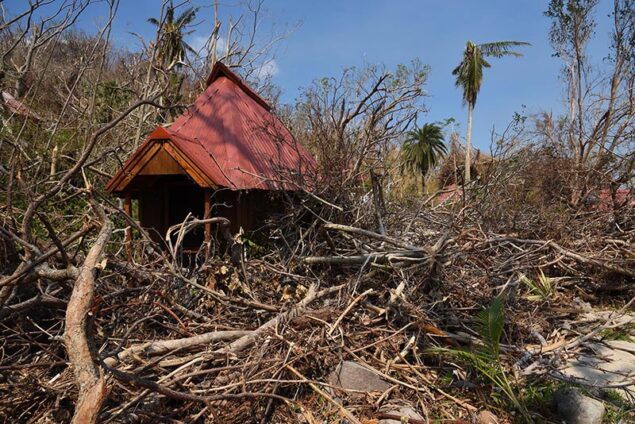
[0, 197, 633, 423]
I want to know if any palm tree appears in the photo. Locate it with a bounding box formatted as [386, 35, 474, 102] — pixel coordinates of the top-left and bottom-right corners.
[148, 4, 199, 70]
[401, 123, 448, 192]
[453, 40, 529, 183]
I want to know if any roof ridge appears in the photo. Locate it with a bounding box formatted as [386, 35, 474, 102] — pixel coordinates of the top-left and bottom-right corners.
[206, 62, 271, 111]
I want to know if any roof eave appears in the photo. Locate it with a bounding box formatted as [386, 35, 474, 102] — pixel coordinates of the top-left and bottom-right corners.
[105, 128, 218, 194]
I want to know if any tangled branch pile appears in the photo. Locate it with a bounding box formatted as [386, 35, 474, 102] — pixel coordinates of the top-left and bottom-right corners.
[1, 1, 634, 423]
[1, 182, 633, 422]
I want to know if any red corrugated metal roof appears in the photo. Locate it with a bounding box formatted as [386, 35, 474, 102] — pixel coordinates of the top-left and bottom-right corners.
[592, 188, 633, 210]
[106, 62, 315, 193]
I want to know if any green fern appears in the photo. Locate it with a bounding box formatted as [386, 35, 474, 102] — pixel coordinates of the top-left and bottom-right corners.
[428, 296, 530, 422]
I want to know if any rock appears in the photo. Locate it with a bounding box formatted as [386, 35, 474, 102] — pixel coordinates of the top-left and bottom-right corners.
[475, 410, 499, 424]
[328, 360, 392, 393]
[558, 343, 635, 400]
[379, 405, 424, 424]
[553, 388, 605, 424]
[605, 339, 635, 355]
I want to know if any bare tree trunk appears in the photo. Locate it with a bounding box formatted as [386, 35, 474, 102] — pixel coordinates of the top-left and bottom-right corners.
[464, 101, 473, 184]
[64, 197, 113, 424]
[370, 170, 386, 235]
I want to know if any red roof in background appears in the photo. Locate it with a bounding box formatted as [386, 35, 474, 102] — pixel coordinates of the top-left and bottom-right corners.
[434, 184, 462, 204]
[106, 62, 316, 193]
[593, 188, 633, 210]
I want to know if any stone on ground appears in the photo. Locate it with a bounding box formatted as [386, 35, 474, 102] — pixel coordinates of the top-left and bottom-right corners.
[559, 342, 635, 401]
[379, 405, 424, 423]
[553, 387, 605, 424]
[328, 360, 392, 393]
[475, 410, 499, 424]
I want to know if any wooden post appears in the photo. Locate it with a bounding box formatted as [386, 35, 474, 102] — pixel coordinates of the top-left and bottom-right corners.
[370, 170, 386, 235]
[204, 188, 212, 255]
[123, 194, 133, 261]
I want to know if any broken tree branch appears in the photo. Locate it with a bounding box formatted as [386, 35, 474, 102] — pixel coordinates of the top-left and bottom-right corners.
[64, 194, 113, 424]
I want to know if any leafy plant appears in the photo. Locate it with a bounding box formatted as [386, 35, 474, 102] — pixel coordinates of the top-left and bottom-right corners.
[428, 296, 531, 422]
[148, 4, 199, 70]
[522, 380, 560, 418]
[400, 123, 448, 192]
[603, 389, 634, 423]
[519, 270, 557, 302]
[93, 80, 132, 123]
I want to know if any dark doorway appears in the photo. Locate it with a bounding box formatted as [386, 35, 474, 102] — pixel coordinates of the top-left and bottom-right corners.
[167, 183, 204, 250]
[136, 175, 204, 250]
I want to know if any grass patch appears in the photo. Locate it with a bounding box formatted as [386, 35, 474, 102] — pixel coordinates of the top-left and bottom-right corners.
[603, 389, 635, 423]
[600, 323, 634, 341]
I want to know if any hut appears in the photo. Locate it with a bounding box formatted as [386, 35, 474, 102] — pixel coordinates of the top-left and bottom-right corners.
[105, 62, 315, 250]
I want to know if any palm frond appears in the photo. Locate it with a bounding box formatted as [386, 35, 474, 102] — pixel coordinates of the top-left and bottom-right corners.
[427, 297, 531, 422]
[479, 41, 531, 58]
[400, 123, 447, 182]
[476, 295, 504, 357]
[175, 7, 199, 26]
[165, 7, 174, 25]
[148, 5, 199, 69]
[519, 270, 557, 302]
[453, 40, 528, 107]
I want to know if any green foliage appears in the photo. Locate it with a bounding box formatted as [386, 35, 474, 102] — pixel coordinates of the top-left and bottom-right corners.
[545, 0, 598, 59]
[600, 323, 634, 342]
[525, 381, 634, 423]
[93, 80, 132, 123]
[477, 295, 504, 357]
[519, 270, 558, 302]
[604, 389, 635, 423]
[243, 237, 267, 258]
[453, 40, 530, 107]
[400, 123, 447, 189]
[523, 381, 557, 413]
[429, 296, 531, 422]
[148, 5, 199, 69]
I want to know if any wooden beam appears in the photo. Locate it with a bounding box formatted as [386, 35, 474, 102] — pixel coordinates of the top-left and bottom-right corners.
[204, 188, 212, 256]
[123, 194, 133, 261]
[113, 143, 162, 192]
[109, 139, 219, 194]
[163, 143, 216, 188]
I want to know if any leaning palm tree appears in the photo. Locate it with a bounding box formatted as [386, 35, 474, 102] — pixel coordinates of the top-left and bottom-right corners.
[453, 40, 529, 183]
[401, 123, 448, 192]
[148, 4, 199, 69]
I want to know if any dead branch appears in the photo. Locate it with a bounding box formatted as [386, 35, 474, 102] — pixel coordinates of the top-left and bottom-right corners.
[104, 330, 250, 367]
[218, 284, 345, 357]
[63, 194, 113, 424]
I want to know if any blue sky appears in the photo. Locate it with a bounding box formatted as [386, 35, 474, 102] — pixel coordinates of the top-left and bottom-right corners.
[5, 0, 614, 150]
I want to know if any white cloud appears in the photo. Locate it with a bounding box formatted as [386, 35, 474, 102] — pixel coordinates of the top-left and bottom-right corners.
[188, 34, 227, 58]
[189, 35, 209, 55]
[255, 59, 279, 80]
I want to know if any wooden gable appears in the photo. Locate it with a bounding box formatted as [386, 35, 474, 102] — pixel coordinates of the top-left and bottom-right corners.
[139, 146, 185, 176]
